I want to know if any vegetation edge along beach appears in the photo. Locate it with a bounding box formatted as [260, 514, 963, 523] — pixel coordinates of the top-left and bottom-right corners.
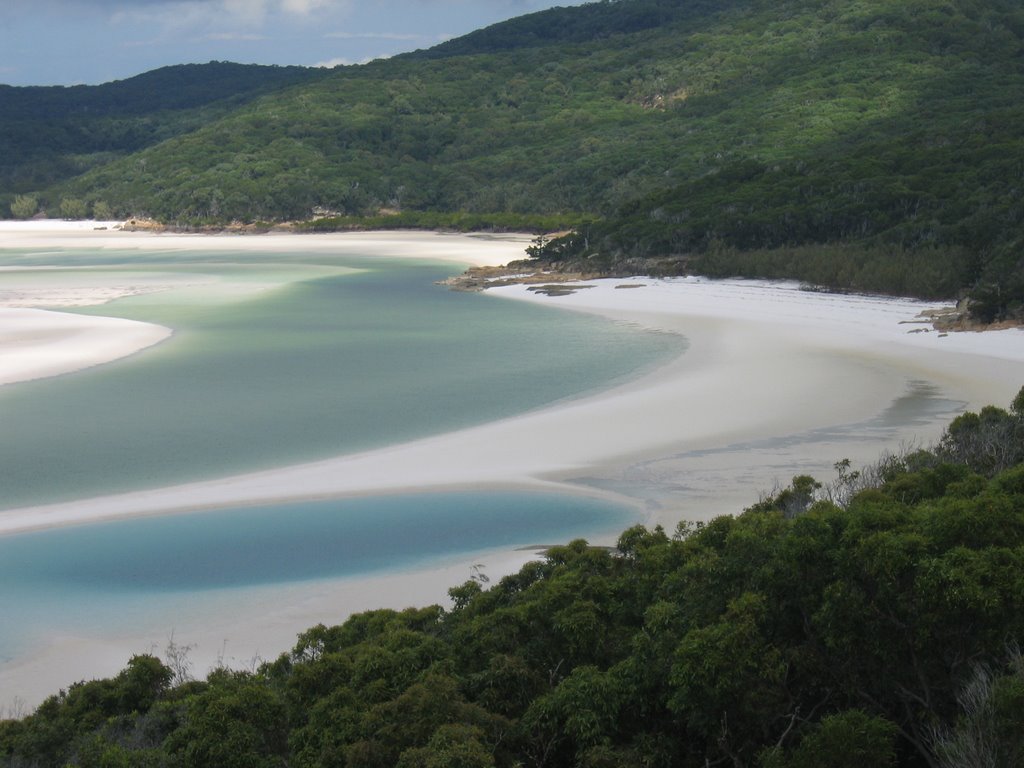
[4, 0, 1024, 763]
[1, 392, 1023, 768]
[5, 0, 1024, 322]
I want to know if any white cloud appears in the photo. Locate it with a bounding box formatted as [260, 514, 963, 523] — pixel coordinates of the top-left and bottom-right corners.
[110, 0, 350, 30]
[280, 0, 331, 14]
[203, 31, 267, 40]
[324, 31, 422, 40]
[312, 52, 387, 67]
[312, 56, 353, 68]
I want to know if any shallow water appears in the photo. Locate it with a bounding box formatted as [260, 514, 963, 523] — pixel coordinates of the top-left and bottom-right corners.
[0, 490, 635, 663]
[0, 247, 677, 680]
[0, 250, 684, 508]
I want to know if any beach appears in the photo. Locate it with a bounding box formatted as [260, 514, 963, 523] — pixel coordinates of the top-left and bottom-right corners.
[0, 307, 170, 387]
[0, 220, 528, 397]
[0, 219, 530, 261]
[1, 220, 1023, 707]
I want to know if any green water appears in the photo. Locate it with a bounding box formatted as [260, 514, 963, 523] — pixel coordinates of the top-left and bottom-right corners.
[0, 249, 685, 508]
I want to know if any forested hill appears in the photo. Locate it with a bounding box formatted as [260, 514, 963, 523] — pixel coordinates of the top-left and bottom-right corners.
[0, 62, 327, 195]
[2, 393, 1023, 767]
[5, 0, 1024, 318]
[404, 0, 729, 57]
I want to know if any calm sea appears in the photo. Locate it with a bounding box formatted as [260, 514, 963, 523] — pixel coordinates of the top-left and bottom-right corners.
[0, 247, 684, 671]
[0, 490, 632, 662]
[0, 250, 683, 508]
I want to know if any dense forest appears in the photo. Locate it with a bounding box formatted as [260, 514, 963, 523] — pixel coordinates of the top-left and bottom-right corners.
[2, 391, 1023, 768]
[0, 63, 327, 199]
[4, 0, 1024, 317]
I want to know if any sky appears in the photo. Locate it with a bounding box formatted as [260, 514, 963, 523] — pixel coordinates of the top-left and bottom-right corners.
[0, 0, 590, 87]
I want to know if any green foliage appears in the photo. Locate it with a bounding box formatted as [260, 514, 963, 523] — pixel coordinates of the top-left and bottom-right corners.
[938, 392, 1024, 475]
[0, 62, 326, 197]
[3, 392, 1024, 766]
[930, 658, 1024, 768]
[409, 0, 721, 59]
[764, 709, 899, 768]
[0, 655, 172, 767]
[4, 0, 1023, 310]
[298, 211, 578, 234]
[91, 200, 113, 220]
[59, 197, 88, 220]
[9, 194, 37, 219]
[394, 723, 495, 768]
[165, 669, 287, 768]
[749, 474, 823, 518]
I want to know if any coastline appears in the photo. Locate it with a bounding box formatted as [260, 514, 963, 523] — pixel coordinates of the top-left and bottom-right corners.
[0, 544, 544, 713]
[0, 219, 524, 390]
[0, 219, 529, 263]
[2, 274, 1022, 537]
[0, 307, 171, 387]
[2, 223, 1024, 708]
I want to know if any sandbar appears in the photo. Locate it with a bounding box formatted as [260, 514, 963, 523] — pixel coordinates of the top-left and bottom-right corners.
[0, 307, 171, 387]
[1, 276, 1021, 536]
[0, 219, 528, 265]
[2, 223, 1024, 709]
[0, 220, 524, 390]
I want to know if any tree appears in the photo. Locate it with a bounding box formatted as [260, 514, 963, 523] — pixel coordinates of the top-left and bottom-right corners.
[395, 724, 495, 768]
[765, 710, 898, 768]
[930, 656, 1024, 768]
[59, 197, 89, 220]
[92, 200, 114, 220]
[165, 670, 288, 768]
[10, 194, 38, 219]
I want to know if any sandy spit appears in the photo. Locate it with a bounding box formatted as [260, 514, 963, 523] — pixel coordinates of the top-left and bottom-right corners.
[2, 225, 1023, 709]
[0, 220, 529, 265]
[0, 307, 170, 387]
[2, 277, 1022, 536]
[0, 221, 525, 389]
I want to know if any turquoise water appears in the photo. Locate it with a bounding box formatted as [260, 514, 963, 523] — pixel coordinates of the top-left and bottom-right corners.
[0, 250, 685, 508]
[3, 493, 630, 592]
[0, 490, 635, 661]
[0, 246, 678, 673]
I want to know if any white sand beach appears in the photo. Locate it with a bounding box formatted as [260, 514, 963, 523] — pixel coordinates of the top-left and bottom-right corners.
[0, 220, 525, 389]
[0, 219, 529, 263]
[1, 275, 1021, 536]
[0, 307, 170, 387]
[2, 221, 1023, 708]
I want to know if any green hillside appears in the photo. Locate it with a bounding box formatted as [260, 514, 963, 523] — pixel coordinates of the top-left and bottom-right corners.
[6, 0, 1024, 317]
[2, 393, 1023, 767]
[45, 0, 726, 222]
[0, 62, 327, 197]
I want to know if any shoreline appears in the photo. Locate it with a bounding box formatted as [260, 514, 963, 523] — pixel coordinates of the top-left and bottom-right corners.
[0, 219, 529, 264]
[0, 307, 171, 387]
[0, 219, 525, 392]
[2, 223, 1024, 708]
[2, 276, 1021, 537]
[0, 543, 546, 712]
[0, 304, 901, 534]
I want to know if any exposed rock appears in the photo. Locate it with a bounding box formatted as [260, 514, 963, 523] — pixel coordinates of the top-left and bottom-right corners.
[917, 299, 1023, 332]
[526, 284, 597, 297]
[437, 261, 619, 292]
[120, 218, 166, 232]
